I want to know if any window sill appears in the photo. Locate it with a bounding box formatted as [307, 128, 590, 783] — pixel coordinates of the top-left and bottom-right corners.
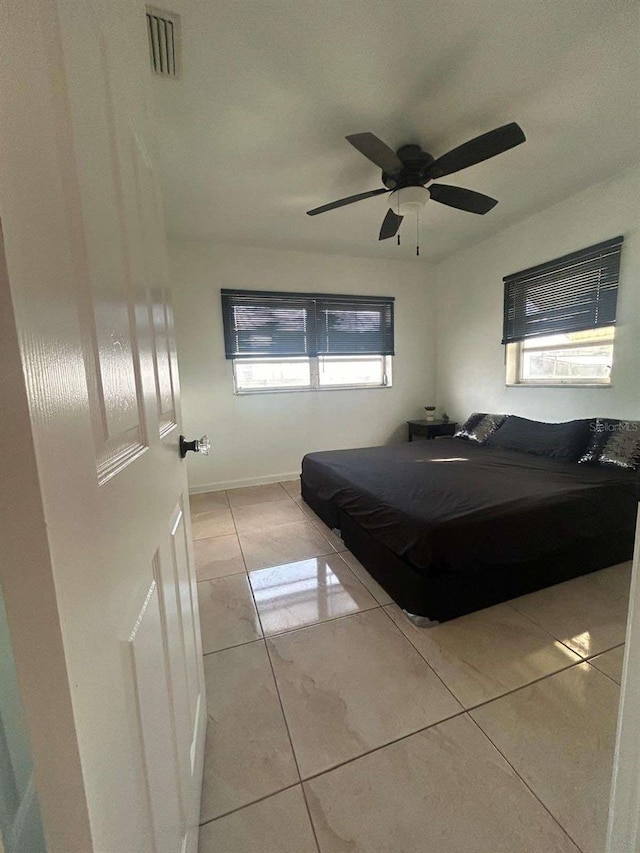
[234, 384, 393, 396]
[505, 382, 613, 389]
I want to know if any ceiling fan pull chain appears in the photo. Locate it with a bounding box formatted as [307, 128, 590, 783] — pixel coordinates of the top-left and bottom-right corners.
[416, 209, 420, 257]
[397, 234, 401, 246]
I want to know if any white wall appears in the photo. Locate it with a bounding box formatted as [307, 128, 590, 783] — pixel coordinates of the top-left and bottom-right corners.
[435, 164, 640, 423]
[171, 241, 436, 490]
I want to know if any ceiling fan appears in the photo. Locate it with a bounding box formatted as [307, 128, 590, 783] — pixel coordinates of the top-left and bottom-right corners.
[306, 123, 526, 243]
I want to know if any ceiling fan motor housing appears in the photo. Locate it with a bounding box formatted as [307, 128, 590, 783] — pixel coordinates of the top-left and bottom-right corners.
[381, 144, 435, 189]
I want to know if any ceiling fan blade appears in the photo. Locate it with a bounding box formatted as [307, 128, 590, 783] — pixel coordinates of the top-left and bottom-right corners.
[429, 184, 498, 214]
[307, 188, 389, 216]
[428, 122, 526, 179]
[346, 133, 404, 175]
[379, 208, 403, 240]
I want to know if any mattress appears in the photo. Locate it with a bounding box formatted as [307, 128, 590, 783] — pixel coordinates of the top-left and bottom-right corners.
[301, 438, 638, 579]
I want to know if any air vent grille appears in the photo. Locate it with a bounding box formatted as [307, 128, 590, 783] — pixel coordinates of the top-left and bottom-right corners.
[146, 7, 180, 77]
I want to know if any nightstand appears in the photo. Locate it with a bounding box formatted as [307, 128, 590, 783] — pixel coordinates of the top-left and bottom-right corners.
[407, 420, 458, 442]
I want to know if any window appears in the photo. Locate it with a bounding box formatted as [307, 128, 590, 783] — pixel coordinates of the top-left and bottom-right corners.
[233, 355, 392, 393]
[317, 355, 389, 388]
[502, 236, 623, 387]
[221, 289, 394, 394]
[233, 357, 312, 391]
[507, 326, 615, 386]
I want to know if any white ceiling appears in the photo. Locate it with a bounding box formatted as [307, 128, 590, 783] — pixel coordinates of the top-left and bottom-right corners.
[150, 0, 640, 263]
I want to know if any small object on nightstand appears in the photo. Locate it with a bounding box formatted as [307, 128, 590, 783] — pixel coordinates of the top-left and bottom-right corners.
[407, 420, 458, 442]
[424, 405, 437, 422]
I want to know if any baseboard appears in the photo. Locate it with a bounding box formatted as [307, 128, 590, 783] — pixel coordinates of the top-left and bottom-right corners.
[189, 471, 301, 494]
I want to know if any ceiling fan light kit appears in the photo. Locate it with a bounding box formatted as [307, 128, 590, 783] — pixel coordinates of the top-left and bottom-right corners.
[392, 186, 430, 216]
[307, 122, 526, 253]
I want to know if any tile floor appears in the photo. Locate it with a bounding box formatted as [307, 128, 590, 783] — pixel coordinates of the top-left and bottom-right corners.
[191, 480, 631, 853]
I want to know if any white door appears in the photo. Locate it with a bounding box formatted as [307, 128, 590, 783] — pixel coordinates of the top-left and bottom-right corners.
[0, 1, 206, 852]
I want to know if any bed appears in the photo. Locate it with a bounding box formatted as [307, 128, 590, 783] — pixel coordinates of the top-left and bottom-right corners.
[301, 437, 638, 621]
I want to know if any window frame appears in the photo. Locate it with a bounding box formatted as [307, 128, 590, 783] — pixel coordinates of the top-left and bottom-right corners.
[505, 326, 615, 387]
[232, 354, 393, 395]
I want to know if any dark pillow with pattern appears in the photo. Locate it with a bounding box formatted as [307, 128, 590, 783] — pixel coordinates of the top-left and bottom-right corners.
[454, 412, 485, 440]
[598, 422, 640, 470]
[486, 416, 592, 462]
[579, 418, 621, 464]
[454, 412, 507, 444]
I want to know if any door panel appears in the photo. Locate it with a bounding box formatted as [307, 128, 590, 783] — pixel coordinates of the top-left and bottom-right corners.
[155, 503, 204, 843]
[169, 507, 205, 774]
[57, 1, 147, 483]
[132, 134, 178, 439]
[129, 577, 183, 853]
[150, 289, 179, 438]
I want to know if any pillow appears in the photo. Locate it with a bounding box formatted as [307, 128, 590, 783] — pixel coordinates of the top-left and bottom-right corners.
[486, 416, 592, 462]
[454, 412, 507, 444]
[454, 412, 484, 440]
[597, 422, 640, 470]
[579, 418, 620, 464]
